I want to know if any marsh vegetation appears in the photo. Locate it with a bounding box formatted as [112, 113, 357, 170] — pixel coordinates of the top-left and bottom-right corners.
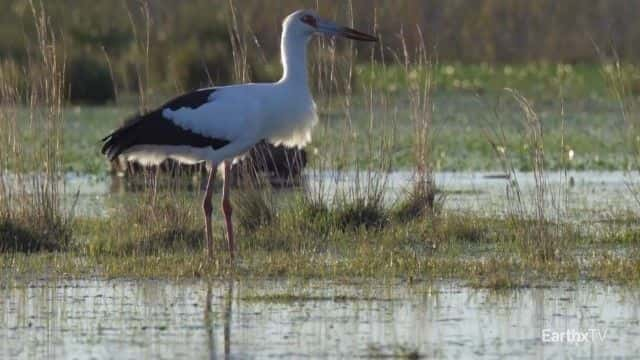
[1, 1, 640, 290]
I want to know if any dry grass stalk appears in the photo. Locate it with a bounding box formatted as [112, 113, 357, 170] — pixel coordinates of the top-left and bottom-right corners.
[0, 1, 72, 252]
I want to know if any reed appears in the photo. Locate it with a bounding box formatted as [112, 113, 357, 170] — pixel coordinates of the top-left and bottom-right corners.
[484, 89, 573, 260]
[0, 1, 73, 252]
[598, 46, 640, 210]
[392, 26, 442, 222]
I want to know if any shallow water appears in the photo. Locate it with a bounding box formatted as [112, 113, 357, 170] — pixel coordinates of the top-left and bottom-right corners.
[315, 170, 639, 216]
[2, 170, 636, 221]
[1, 279, 638, 359]
[62, 170, 639, 220]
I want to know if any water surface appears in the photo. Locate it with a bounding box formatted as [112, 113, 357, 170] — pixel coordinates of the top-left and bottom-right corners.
[1, 279, 638, 358]
[61, 170, 639, 220]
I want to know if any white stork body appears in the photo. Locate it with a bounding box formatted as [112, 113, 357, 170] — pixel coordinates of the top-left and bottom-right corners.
[101, 9, 376, 260]
[118, 82, 317, 166]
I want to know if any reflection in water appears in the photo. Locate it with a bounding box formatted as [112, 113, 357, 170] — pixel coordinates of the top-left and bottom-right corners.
[108, 172, 205, 195]
[1, 279, 639, 358]
[205, 284, 214, 359]
[203, 281, 233, 359]
[224, 281, 232, 358]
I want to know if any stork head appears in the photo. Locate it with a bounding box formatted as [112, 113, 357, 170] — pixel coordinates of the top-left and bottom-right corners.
[284, 9, 378, 42]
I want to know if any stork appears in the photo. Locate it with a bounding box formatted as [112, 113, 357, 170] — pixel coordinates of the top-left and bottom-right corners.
[101, 9, 377, 261]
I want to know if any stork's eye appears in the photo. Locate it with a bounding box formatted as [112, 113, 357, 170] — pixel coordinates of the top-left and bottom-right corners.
[300, 14, 317, 27]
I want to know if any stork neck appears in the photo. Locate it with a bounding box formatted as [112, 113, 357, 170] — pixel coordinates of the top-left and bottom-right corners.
[279, 30, 310, 86]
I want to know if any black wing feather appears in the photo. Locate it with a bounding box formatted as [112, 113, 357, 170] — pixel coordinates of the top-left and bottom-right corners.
[101, 88, 230, 161]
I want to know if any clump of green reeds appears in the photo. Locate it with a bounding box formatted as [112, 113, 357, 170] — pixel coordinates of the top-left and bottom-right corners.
[0, 2, 73, 253]
[485, 90, 572, 260]
[400, 27, 438, 219]
[88, 190, 203, 256]
[429, 213, 493, 244]
[332, 192, 388, 230]
[393, 176, 444, 222]
[233, 175, 275, 232]
[377, 26, 443, 225]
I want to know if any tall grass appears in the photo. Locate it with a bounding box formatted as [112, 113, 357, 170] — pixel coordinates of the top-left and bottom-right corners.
[484, 89, 572, 260]
[0, 1, 72, 252]
[599, 48, 640, 209]
[330, 11, 391, 232]
[393, 27, 441, 220]
[124, 0, 153, 111]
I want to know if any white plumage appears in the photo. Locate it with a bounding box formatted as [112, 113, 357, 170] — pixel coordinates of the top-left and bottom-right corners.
[119, 82, 318, 166]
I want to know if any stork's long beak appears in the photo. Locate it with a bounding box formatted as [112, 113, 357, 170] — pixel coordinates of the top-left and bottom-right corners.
[317, 19, 378, 42]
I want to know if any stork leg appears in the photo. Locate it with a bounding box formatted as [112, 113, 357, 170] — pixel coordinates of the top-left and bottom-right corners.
[222, 161, 235, 259]
[203, 162, 217, 261]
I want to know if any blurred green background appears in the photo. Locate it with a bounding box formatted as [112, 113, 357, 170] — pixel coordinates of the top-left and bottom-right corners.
[1, 0, 639, 104]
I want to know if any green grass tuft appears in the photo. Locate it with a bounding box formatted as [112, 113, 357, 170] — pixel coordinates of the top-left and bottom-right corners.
[0, 217, 71, 252]
[86, 193, 204, 256]
[332, 199, 389, 231]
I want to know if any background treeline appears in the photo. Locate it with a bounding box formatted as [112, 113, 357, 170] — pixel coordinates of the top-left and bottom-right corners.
[0, 0, 637, 103]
